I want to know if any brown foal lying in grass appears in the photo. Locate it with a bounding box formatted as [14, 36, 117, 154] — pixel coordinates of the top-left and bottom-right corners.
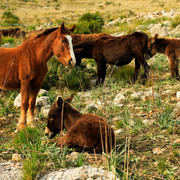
[45, 94, 115, 153]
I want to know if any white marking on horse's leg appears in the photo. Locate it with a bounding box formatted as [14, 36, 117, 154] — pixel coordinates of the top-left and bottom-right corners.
[65, 35, 76, 66]
[18, 111, 26, 129]
[27, 110, 35, 127]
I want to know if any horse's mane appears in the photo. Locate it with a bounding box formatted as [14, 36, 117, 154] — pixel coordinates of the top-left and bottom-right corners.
[36, 27, 59, 38]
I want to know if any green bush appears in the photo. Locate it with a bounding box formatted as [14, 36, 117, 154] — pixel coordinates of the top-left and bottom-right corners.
[1, 11, 20, 25]
[42, 57, 61, 90]
[27, 25, 36, 31]
[1, 37, 15, 45]
[75, 13, 104, 34]
[59, 64, 94, 91]
[171, 15, 180, 28]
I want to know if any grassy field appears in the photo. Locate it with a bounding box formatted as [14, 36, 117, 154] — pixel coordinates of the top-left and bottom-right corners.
[0, 0, 180, 26]
[0, 1, 180, 179]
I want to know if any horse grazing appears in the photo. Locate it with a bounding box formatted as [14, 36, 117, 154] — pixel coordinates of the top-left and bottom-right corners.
[45, 94, 115, 153]
[71, 33, 111, 65]
[0, 28, 20, 37]
[0, 23, 76, 129]
[147, 34, 180, 77]
[73, 32, 150, 84]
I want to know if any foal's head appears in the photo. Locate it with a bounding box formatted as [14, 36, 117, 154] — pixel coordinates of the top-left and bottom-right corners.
[45, 94, 74, 139]
[52, 23, 76, 68]
[147, 34, 159, 57]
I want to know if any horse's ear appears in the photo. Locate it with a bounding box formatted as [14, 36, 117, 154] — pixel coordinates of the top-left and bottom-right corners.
[154, 33, 158, 40]
[70, 24, 76, 33]
[59, 22, 65, 34]
[65, 94, 74, 103]
[152, 33, 158, 43]
[56, 97, 63, 109]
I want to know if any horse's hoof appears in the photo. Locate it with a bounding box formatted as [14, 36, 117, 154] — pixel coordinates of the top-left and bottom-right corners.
[27, 122, 36, 128]
[17, 123, 26, 130]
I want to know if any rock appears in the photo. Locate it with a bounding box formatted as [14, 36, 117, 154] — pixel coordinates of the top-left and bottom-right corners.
[0, 162, 22, 180]
[131, 91, 144, 99]
[171, 101, 180, 117]
[176, 91, 180, 99]
[149, 24, 168, 37]
[38, 89, 48, 96]
[12, 153, 23, 162]
[142, 119, 154, 125]
[14, 93, 21, 108]
[36, 96, 49, 107]
[152, 147, 165, 154]
[14, 89, 49, 108]
[114, 129, 124, 134]
[40, 105, 51, 117]
[144, 91, 160, 98]
[77, 91, 92, 98]
[114, 93, 126, 103]
[40, 166, 119, 180]
[85, 104, 98, 112]
[2, 43, 11, 47]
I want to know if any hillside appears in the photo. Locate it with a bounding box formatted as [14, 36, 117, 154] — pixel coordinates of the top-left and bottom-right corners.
[0, 0, 180, 26]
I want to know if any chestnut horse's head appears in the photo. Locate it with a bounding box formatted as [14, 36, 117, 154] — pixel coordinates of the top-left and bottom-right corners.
[52, 23, 76, 68]
[45, 94, 74, 139]
[147, 34, 159, 57]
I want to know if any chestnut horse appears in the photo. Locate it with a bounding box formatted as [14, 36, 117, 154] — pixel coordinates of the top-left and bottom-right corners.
[74, 32, 150, 84]
[147, 34, 180, 77]
[45, 94, 115, 153]
[0, 23, 76, 129]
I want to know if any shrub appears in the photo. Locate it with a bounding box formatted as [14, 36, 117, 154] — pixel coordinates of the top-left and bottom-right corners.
[58, 63, 94, 91]
[42, 57, 61, 90]
[171, 15, 180, 28]
[1, 37, 15, 45]
[75, 13, 104, 34]
[1, 11, 20, 25]
[27, 25, 36, 31]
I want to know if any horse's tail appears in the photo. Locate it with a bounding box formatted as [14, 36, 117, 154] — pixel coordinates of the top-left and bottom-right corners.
[143, 33, 151, 60]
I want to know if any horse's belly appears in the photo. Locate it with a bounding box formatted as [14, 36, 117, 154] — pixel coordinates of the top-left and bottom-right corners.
[106, 55, 133, 66]
[0, 66, 20, 90]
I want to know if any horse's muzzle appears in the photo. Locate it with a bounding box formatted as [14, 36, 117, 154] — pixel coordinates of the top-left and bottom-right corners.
[66, 59, 75, 68]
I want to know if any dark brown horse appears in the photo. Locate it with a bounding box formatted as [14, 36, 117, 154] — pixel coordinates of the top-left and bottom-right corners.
[71, 33, 111, 65]
[45, 94, 115, 153]
[0, 23, 76, 129]
[147, 34, 180, 77]
[74, 32, 150, 84]
[0, 28, 20, 37]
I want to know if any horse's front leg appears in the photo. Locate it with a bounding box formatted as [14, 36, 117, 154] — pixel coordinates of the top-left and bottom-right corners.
[168, 56, 179, 78]
[18, 80, 30, 129]
[96, 60, 106, 85]
[133, 59, 140, 83]
[27, 86, 41, 127]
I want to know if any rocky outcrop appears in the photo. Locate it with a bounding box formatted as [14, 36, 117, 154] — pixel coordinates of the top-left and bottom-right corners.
[40, 166, 118, 180]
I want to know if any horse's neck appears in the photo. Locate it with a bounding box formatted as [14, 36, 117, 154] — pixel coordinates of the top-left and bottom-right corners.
[33, 32, 56, 62]
[156, 39, 169, 54]
[63, 104, 82, 130]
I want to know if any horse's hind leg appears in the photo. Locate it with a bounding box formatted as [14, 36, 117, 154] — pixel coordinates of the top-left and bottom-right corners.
[175, 60, 179, 77]
[136, 54, 150, 82]
[27, 86, 41, 127]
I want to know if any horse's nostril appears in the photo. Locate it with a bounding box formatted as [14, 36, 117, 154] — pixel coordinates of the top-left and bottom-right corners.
[45, 133, 49, 137]
[69, 59, 72, 66]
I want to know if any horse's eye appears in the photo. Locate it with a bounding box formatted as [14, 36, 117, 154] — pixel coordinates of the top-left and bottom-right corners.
[62, 39, 65, 43]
